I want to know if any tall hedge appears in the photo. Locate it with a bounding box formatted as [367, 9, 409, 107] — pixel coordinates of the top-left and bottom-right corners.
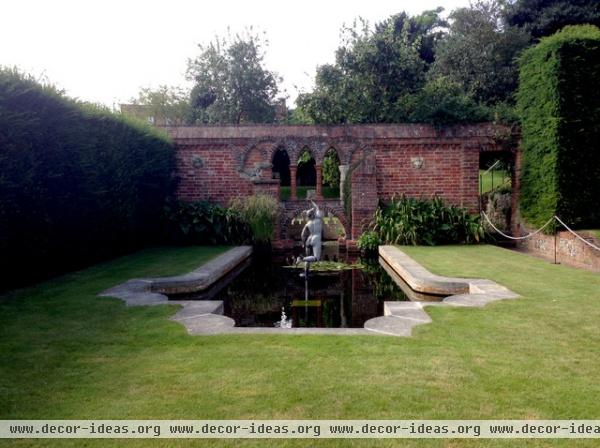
[0, 69, 175, 288]
[517, 25, 600, 230]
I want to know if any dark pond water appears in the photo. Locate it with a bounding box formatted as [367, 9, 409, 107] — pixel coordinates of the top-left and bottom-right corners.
[172, 251, 445, 329]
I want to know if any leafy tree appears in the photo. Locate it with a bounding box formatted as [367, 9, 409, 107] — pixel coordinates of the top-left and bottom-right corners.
[131, 85, 191, 125]
[431, 0, 530, 105]
[187, 30, 281, 124]
[286, 106, 314, 124]
[295, 65, 350, 124]
[296, 10, 448, 124]
[297, 149, 313, 165]
[406, 77, 490, 126]
[322, 149, 340, 187]
[505, 0, 600, 39]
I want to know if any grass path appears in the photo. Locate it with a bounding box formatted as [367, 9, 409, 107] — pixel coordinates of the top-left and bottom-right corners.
[2, 245, 600, 447]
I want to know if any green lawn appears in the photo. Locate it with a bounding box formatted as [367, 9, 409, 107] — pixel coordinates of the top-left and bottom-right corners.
[2, 245, 600, 447]
[580, 229, 600, 240]
[480, 169, 511, 194]
[280, 185, 339, 200]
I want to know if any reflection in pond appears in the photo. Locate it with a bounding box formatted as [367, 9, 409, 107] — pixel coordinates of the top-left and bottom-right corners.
[210, 254, 444, 328]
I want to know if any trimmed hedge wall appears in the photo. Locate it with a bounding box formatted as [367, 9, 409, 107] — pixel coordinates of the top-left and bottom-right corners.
[517, 25, 600, 230]
[0, 69, 175, 288]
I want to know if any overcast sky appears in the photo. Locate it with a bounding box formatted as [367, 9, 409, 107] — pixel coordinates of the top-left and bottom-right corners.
[2, 0, 471, 108]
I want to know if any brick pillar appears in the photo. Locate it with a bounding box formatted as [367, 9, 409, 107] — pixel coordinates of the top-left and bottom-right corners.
[351, 152, 378, 240]
[289, 166, 298, 201]
[315, 165, 323, 199]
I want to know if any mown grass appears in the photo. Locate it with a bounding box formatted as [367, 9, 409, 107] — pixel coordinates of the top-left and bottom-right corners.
[2, 244, 600, 447]
[479, 169, 510, 194]
[280, 186, 339, 200]
[579, 229, 600, 240]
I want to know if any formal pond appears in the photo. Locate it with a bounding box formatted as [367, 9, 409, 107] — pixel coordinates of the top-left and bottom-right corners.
[169, 249, 446, 329]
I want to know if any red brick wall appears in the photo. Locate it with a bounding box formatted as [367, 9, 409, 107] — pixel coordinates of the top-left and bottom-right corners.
[374, 142, 479, 212]
[351, 150, 378, 239]
[176, 144, 255, 204]
[518, 230, 600, 272]
[169, 124, 514, 239]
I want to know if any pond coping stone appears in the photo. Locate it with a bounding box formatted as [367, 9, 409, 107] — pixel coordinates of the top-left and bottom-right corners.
[150, 246, 253, 295]
[98, 246, 252, 308]
[99, 245, 519, 337]
[372, 245, 520, 336]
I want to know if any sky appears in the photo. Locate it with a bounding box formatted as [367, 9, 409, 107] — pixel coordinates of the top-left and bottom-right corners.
[1, 0, 471, 108]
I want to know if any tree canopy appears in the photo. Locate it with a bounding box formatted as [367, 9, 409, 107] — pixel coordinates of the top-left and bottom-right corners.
[431, 0, 530, 105]
[131, 85, 191, 125]
[296, 9, 448, 124]
[139, 1, 600, 127]
[505, 0, 600, 39]
[187, 30, 281, 124]
[293, 0, 600, 125]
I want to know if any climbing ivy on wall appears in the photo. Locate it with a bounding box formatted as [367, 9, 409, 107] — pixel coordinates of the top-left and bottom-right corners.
[517, 25, 600, 230]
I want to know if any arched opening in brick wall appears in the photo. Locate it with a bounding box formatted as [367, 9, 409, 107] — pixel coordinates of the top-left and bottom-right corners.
[169, 124, 518, 240]
[322, 147, 341, 200]
[287, 212, 347, 242]
[296, 147, 316, 199]
[272, 148, 290, 200]
[280, 202, 349, 246]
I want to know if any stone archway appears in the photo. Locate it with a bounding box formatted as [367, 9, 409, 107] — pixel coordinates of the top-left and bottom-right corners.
[296, 147, 317, 196]
[321, 146, 342, 201]
[279, 200, 349, 242]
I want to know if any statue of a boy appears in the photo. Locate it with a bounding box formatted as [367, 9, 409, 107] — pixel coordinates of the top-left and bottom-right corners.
[300, 201, 323, 262]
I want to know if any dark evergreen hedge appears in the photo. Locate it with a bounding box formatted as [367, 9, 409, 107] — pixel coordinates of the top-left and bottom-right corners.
[0, 69, 175, 288]
[517, 25, 600, 230]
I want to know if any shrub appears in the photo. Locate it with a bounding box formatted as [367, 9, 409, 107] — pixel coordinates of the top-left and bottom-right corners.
[163, 200, 250, 245]
[229, 195, 281, 243]
[357, 231, 380, 257]
[517, 25, 600, 230]
[371, 196, 484, 245]
[0, 68, 175, 288]
[322, 148, 340, 187]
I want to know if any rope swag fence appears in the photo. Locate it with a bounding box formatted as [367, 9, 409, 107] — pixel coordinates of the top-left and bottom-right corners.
[481, 211, 600, 265]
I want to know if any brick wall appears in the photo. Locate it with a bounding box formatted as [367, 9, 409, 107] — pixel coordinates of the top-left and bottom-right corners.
[351, 150, 378, 239]
[518, 230, 600, 272]
[169, 124, 514, 241]
[176, 144, 257, 203]
[374, 142, 479, 212]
